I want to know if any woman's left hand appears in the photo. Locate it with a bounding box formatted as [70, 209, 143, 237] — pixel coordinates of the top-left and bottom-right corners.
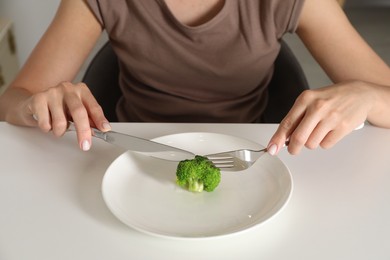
[267, 81, 374, 155]
[266, 0, 390, 156]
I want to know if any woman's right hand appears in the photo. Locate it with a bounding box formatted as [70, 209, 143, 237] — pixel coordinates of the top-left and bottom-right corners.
[0, 0, 107, 151]
[24, 82, 111, 151]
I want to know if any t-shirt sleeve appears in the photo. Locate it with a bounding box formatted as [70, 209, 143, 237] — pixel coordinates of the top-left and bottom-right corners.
[85, 0, 131, 34]
[85, 0, 104, 26]
[273, 0, 305, 38]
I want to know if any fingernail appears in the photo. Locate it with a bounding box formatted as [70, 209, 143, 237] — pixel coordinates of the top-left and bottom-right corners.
[102, 122, 111, 131]
[267, 144, 278, 156]
[355, 123, 364, 130]
[82, 140, 91, 151]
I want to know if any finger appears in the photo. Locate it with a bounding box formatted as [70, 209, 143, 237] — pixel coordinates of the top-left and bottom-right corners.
[286, 101, 329, 154]
[268, 115, 301, 155]
[287, 115, 320, 155]
[79, 84, 111, 131]
[27, 103, 39, 123]
[305, 121, 334, 150]
[320, 129, 346, 149]
[308, 119, 365, 150]
[47, 97, 68, 137]
[65, 92, 92, 151]
[29, 93, 52, 132]
[320, 121, 362, 149]
[267, 100, 308, 155]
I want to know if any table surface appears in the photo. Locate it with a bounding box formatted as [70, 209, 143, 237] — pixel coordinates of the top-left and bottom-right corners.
[1, 122, 390, 260]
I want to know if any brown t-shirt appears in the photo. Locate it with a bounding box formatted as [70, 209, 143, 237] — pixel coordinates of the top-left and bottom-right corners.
[86, 0, 305, 122]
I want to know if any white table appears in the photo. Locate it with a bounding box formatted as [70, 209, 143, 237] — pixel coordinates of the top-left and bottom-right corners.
[1, 122, 390, 260]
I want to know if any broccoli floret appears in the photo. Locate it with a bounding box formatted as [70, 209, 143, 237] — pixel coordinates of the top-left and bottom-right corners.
[176, 155, 221, 192]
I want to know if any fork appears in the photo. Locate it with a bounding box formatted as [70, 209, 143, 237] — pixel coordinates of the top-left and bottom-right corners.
[206, 141, 289, 172]
[206, 122, 365, 171]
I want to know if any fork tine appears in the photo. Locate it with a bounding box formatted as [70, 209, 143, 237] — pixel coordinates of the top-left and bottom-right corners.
[208, 150, 246, 168]
[206, 153, 236, 169]
[209, 158, 235, 168]
[206, 148, 265, 171]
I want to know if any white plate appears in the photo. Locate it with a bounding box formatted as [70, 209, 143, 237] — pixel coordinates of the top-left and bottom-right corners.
[102, 132, 292, 239]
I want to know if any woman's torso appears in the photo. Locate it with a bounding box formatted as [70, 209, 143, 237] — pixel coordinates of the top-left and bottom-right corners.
[86, 0, 304, 122]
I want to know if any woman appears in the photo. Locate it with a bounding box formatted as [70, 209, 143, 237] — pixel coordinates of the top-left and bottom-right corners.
[0, 0, 389, 155]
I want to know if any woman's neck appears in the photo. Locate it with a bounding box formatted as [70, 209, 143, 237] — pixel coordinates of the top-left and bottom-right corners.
[163, 0, 225, 26]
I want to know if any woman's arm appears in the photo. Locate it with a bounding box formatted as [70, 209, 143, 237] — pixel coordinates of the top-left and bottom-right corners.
[0, 0, 109, 151]
[268, 0, 390, 155]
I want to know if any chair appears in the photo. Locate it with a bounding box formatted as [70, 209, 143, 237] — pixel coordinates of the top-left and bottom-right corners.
[82, 42, 122, 122]
[82, 40, 309, 123]
[262, 40, 309, 123]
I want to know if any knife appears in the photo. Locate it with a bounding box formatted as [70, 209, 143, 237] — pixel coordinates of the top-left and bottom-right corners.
[67, 122, 195, 161]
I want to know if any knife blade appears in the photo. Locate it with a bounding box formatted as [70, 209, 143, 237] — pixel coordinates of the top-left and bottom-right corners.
[68, 122, 195, 161]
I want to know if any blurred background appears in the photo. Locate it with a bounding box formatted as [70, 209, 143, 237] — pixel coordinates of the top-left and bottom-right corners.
[285, 0, 390, 88]
[0, 0, 389, 88]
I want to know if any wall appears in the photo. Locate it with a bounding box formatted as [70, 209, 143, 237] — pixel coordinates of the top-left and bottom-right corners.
[0, 0, 61, 66]
[0, 0, 107, 81]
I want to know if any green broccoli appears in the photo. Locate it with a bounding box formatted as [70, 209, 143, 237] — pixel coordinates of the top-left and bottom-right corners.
[176, 155, 221, 192]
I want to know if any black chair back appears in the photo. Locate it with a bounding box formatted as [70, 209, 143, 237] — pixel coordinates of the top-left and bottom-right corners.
[263, 40, 309, 122]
